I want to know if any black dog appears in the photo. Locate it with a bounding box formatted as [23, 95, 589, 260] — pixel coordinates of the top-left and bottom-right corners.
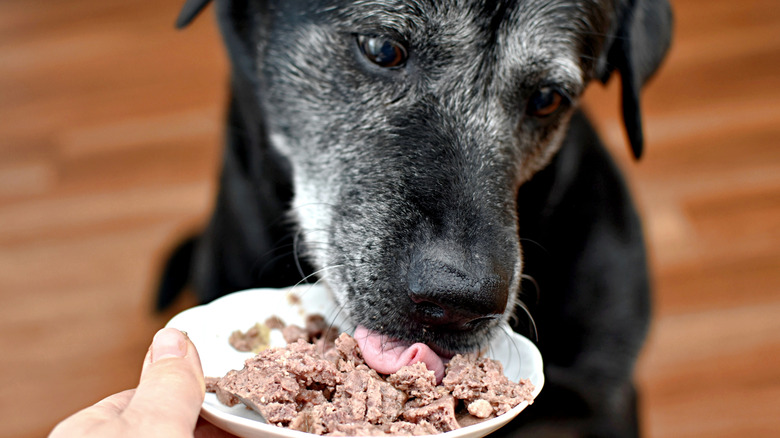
[159, 1, 672, 436]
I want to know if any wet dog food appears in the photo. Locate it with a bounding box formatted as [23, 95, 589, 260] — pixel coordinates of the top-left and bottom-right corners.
[228, 322, 271, 353]
[208, 319, 534, 436]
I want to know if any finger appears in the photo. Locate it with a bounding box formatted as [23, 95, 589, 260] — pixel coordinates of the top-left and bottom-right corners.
[123, 328, 205, 436]
[92, 388, 136, 415]
[141, 342, 152, 373]
[49, 390, 136, 438]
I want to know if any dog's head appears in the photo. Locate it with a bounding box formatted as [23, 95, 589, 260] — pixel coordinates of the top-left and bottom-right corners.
[177, 0, 671, 363]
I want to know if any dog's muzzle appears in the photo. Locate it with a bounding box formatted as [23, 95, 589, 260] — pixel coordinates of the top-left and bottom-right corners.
[407, 257, 508, 330]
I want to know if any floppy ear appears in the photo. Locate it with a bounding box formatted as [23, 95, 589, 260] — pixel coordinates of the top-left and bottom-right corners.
[600, 0, 673, 159]
[175, 0, 259, 83]
[176, 0, 213, 28]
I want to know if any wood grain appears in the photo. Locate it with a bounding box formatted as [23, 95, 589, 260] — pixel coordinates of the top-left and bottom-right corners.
[1, 0, 778, 437]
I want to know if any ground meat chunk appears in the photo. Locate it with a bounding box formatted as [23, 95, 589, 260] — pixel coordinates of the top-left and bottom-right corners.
[279, 341, 343, 387]
[213, 340, 342, 425]
[443, 353, 535, 416]
[325, 422, 387, 436]
[329, 366, 406, 425]
[212, 370, 241, 407]
[320, 326, 340, 343]
[204, 376, 220, 393]
[264, 316, 286, 330]
[386, 362, 437, 404]
[386, 420, 440, 436]
[207, 318, 535, 436]
[305, 314, 328, 338]
[333, 332, 364, 367]
[228, 322, 271, 353]
[466, 399, 493, 419]
[289, 405, 329, 435]
[402, 395, 460, 432]
[282, 324, 309, 344]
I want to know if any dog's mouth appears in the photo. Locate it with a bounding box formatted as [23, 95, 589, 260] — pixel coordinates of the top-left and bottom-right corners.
[328, 255, 515, 384]
[353, 325, 456, 383]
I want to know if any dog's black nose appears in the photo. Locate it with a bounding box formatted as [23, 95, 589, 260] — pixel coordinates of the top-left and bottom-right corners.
[407, 259, 508, 329]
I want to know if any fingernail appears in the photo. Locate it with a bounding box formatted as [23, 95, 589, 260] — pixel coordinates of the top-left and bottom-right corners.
[152, 328, 187, 362]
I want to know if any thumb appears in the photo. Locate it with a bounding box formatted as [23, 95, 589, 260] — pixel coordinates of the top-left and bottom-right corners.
[124, 328, 206, 436]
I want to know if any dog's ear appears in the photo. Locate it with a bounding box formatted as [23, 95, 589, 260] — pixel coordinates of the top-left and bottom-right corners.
[175, 0, 259, 83]
[176, 0, 213, 28]
[600, 0, 673, 159]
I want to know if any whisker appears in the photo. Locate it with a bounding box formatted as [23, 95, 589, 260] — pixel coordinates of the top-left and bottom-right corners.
[499, 324, 524, 369]
[293, 228, 308, 280]
[520, 273, 541, 305]
[291, 264, 345, 289]
[519, 237, 548, 254]
[326, 302, 354, 338]
[514, 299, 538, 342]
[253, 248, 298, 279]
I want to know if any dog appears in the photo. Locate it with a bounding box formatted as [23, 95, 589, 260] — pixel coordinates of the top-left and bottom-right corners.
[158, 0, 672, 436]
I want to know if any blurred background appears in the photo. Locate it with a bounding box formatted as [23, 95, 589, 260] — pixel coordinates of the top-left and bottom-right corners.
[0, 0, 777, 437]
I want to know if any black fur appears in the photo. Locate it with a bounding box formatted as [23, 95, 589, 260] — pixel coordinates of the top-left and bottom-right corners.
[159, 1, 672, 436]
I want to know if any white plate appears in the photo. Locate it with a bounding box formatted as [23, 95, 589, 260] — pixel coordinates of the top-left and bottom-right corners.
[166, 285, 544, 438]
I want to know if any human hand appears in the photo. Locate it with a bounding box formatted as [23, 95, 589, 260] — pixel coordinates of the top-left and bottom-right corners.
[50, 327, 234, 438]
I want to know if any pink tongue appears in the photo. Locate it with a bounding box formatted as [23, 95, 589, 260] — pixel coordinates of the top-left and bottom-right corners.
[354, 325, 446, 383]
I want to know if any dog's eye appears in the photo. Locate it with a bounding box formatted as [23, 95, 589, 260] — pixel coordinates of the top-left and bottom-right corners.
[357, 35, 407, 68]
[527, 87, 567, 118]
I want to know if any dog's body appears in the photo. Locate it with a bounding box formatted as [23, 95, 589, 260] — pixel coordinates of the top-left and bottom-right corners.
[160, 1, 671, 436]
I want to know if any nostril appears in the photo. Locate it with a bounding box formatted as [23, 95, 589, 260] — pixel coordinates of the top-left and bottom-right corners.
[407, 256, 509, 328]
[414, 300, 446, 320]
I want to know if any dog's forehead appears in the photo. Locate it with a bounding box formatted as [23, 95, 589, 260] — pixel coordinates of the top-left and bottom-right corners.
[331, 0, 608, 27]
[497, 1, 611, 85]
[323, 0, 610, 82]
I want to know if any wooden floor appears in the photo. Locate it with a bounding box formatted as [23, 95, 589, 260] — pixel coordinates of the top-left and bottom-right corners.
[1, 0, 778, 437]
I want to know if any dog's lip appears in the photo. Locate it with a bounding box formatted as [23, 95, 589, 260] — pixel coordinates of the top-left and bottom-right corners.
[427, 342, 458, 360]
